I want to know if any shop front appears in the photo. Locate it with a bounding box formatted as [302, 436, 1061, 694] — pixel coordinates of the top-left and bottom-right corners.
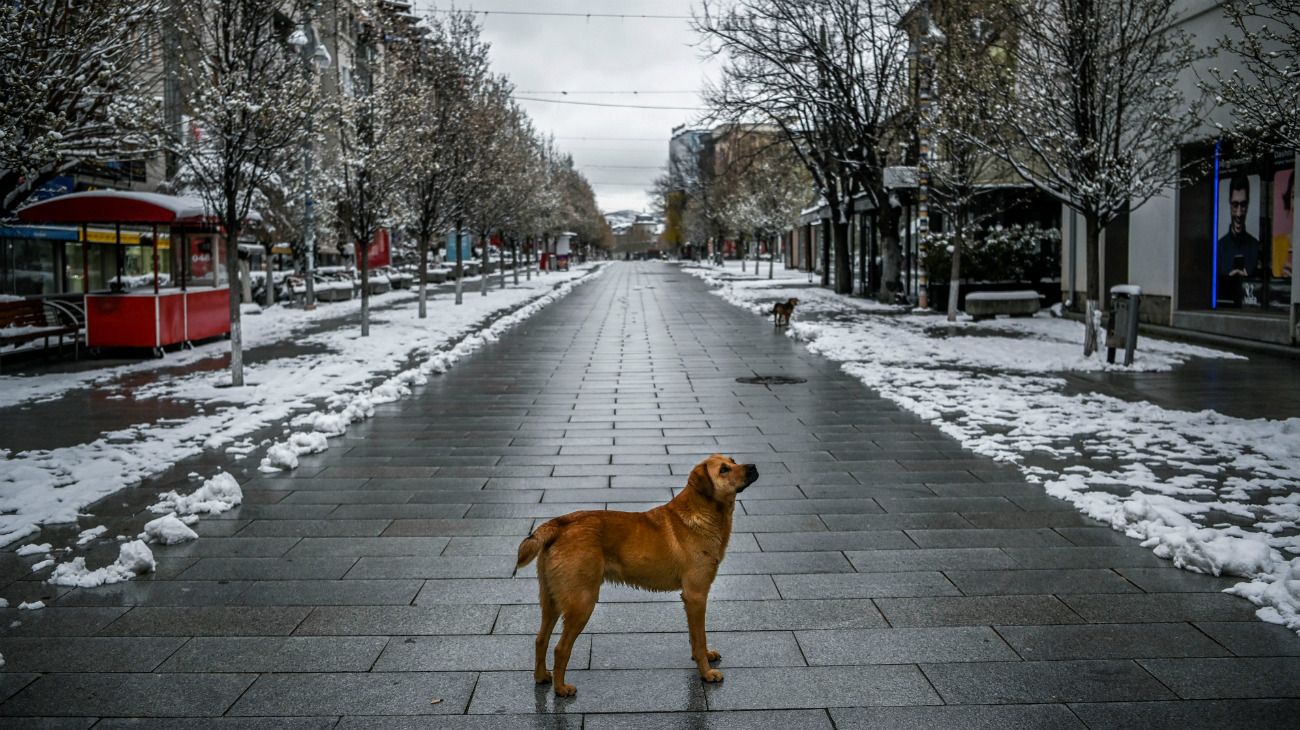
[1174, 142, 1298, 344]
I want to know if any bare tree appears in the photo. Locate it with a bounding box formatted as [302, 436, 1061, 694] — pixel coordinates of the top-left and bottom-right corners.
[924, 0, 1017, 320]
[976, 0, 1204, 354]
[402, 10, 490, 317]
[171, 0, 317, 385]
[1, 0, 160, 215]
[332, 39, 410, 337]
[696, 0, 911, 298]
[1205, 1, 1300, 151]
[719, 144, 812, 278]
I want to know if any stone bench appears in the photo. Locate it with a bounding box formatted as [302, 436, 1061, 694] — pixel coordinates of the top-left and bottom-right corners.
[964, 290, 1042, 321]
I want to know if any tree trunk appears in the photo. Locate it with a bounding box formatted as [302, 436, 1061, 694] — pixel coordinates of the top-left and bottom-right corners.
[239, 257, 253, 304]
[225, 215, 244, 387]
[359, 241, 370, 337]
[480, 231, 489, 297]
[454, 220, 464, 305]
[499, 236, 507, 289]
[820, 221, 831, 287]
[947, 229, 963, 322]
[833, 217, 851, 295]
[264, 249, 275, 308]
[525, 238, 531, 281]
[512, 242, 519, 285]
[1083, 213, 1101, 356]
[878, 203, 902, 303]
[741, 235, 747, 273]
[768, 235, 775, 280]
[417, 234, 428, 319]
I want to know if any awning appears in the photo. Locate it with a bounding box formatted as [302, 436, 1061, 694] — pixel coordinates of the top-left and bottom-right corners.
[16, 190, 260, 226]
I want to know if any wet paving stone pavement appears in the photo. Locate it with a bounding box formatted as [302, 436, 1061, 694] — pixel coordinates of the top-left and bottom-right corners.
[1, 262, 1297, 728]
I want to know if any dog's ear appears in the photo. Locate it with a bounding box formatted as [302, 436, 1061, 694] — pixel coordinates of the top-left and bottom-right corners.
[687, 461, 714, 500]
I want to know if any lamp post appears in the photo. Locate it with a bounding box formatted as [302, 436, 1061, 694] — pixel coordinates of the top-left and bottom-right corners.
[293, 4, 331, 310]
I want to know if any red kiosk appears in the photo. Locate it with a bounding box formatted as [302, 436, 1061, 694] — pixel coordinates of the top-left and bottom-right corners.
[17, 191, 234, 354]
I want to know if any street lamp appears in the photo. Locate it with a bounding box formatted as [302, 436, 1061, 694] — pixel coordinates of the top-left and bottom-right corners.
[291, 5, 331, 310]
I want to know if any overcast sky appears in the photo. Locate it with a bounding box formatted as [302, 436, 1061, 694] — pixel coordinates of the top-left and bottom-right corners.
[415, 1, 713, 214]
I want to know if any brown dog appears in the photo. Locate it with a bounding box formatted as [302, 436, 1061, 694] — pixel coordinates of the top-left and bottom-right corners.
[772, 297, 799, 327]
[515, 454, 759, 696]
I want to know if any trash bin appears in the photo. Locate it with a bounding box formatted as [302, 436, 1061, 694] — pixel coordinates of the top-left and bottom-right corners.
[1105, 284, 1142, 366]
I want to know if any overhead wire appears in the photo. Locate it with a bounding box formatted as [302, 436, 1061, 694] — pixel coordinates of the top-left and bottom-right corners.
[514, 96, 705, 111]
[424, 8, 691, 20]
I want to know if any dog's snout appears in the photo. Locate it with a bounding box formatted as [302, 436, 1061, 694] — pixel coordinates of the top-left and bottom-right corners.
[745, 464, 759, 484]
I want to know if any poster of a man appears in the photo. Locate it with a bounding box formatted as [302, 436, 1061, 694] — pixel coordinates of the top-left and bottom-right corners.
[1217, 173, 1262, 306]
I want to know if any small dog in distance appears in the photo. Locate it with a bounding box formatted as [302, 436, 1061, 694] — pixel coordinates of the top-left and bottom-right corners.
[772, 297, 799, 327]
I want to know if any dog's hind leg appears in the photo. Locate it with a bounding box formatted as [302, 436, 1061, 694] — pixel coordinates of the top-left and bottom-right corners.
[551, 591, 596, 697]
[534, 579, 560, 684]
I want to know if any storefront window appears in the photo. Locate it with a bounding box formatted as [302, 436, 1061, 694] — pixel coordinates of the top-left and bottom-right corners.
[1212, 147, 1293, 312]
[2, 239, 58, 296]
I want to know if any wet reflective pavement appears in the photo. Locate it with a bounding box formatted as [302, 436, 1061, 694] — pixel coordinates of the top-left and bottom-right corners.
[1, 262, 1296, 727]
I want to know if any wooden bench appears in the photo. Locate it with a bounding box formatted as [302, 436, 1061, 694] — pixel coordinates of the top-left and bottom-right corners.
[964, 290, 1043, 321]
[0, 298, 82, 368]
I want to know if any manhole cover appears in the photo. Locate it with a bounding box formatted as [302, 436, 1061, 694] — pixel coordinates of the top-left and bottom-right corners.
[736, 375, 807, 385]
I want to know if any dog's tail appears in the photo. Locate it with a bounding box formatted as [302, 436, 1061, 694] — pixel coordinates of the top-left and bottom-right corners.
[514, 519, 562, 575]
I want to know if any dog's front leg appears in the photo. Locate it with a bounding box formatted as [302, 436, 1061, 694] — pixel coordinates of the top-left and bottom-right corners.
[682, 579, 723, 682]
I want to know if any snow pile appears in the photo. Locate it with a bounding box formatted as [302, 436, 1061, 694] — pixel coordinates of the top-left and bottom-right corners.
[47, 539, 155, 588]
[18, 601, 44, 610]
[699, 270, 1300, 633]
[16, 542, 51, 557]
[259, 431, 329, 472]
[139, 513, 199, 545]
[76, 526, 108, 546]
[149, 472, 244, 516]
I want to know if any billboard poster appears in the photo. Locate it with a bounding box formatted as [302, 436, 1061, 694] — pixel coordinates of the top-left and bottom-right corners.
[445, 231, 472, 262]
[1216, 172, 1264, 307]
[1273, 167, 1294, 279]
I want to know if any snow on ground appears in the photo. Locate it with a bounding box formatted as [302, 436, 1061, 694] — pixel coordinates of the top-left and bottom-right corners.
[0, 266, 602, 550]
[692, 265, 1300, 633]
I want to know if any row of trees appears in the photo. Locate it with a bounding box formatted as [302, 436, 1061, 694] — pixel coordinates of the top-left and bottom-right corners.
[0, 1, 606, 385]
[693, 0, 1298, 354]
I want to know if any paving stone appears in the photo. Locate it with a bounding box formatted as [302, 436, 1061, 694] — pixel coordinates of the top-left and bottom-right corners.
[236, 519, 391, 538]
[1116, 567, 1243, 593]
[97, 607, 310, 636]
[1060, 593, 1259, 623]
[1194, 621, 1300, 656]
[876, 595, 1084, 627]
[0, 718, 98, 730]
[0, 607, 128, 637]
[345, 555, 512, 579]
[739, 499, 883, 515]
[330, 504, 471, 519]
[906, 528, 1072, 548]
[755, 531, 915, 552]
[0, 637, 185, 672]
[54, 581, 252, 607]
[382, 518, 533, 537]
[229, 672, 477, 715]
[93, 720, 337, 730]
[1054, 526, 1137, 546]
[1138, 657, 1300, 698]
[1000, 546, 1166, 569]
[943, 568, 1140, 595]
[775, 571, 959, 599]
[590, 631, 806, 669]
[236, 580, 422, 606]
[584, 709, 832, 730]
[730, 515, 826, 532]
[467, 669, 707, 714]
[0, 673, 255, 717]
[845, 548, 1017, 572]
[284, 537, 450, 557]
[373, 634, 591, 671]
[293, 605, 497, 635]
[797, 626, 1018, 665]
[921, 659, 1175, 703]
[1066, 699, 1300, 729]
[703, 665, 940, 709]
[717, 551, 853, 575]
[163, 537, 301, 557]
[177, 557, 357, 581]
[996, 622, 1229, 660]
[159, 636, 388, 672]
[820, 513, 972, 531]
[829, 704, 1086, 729]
